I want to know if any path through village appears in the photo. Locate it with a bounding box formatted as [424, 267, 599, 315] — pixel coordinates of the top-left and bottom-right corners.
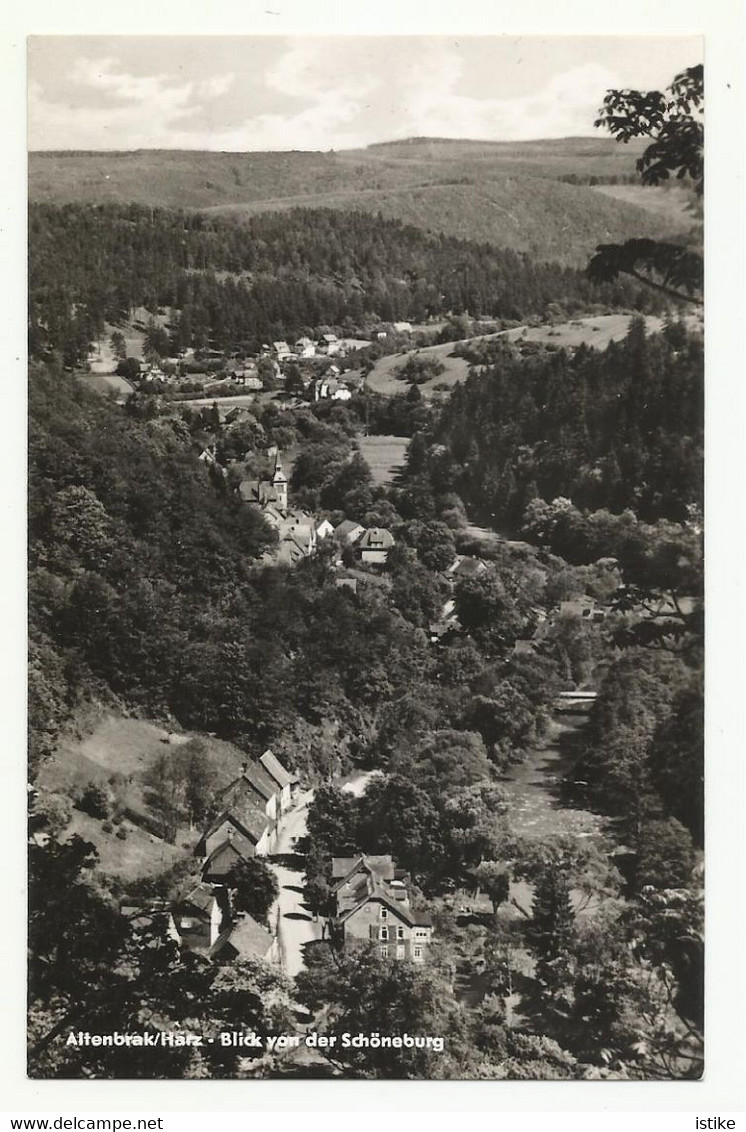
[268, 772, 378, 978]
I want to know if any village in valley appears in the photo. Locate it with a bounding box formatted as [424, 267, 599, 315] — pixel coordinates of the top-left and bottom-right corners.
[27, 44, 705, 1081]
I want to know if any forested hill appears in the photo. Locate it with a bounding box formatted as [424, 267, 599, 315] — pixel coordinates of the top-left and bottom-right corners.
[27, 137, 691, 266]
[29, 204, 648, 365]
[410, 317, 703, 528]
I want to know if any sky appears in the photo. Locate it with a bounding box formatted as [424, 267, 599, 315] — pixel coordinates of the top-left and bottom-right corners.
[28, 36, 702, 152]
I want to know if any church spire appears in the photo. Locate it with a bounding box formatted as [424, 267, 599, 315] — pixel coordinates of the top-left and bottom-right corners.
[272, 453, 288, 511]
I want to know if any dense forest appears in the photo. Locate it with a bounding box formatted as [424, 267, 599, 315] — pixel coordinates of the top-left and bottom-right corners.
[404, 317, 703, 525]
[29, 355, 703, 1077]
[29, 203, 655, 365]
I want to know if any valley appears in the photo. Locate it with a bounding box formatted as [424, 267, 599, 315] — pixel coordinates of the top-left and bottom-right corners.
[28, 82, 704, 1080]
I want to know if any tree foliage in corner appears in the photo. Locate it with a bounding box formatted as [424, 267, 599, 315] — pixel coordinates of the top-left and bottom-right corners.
[588, 65, 703, 305]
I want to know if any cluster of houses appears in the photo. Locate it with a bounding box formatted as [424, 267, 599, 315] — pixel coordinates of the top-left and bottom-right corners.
[269, 333, 370, 362]
[196, 749, 299, 877]
[123, 882, 280, 966]
[120, 767, 436, 972]
[122, 748, 299, 968]
[327, 854, 433, 963]
[236, 452, 395, 570]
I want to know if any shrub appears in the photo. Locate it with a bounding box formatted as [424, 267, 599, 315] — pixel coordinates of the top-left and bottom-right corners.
[76, 782, 110, 820]
[116, 827, 128, 841]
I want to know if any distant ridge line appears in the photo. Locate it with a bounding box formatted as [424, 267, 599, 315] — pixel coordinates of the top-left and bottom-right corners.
[28, 135, 632, 158]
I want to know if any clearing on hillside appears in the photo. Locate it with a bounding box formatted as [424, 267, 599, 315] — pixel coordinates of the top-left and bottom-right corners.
[356, 434, 410, 487]
[363, 313, 669, 398]
[39, 715, 255, 864]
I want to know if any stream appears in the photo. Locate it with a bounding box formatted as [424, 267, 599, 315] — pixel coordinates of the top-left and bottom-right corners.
[500, 715, 605, 844]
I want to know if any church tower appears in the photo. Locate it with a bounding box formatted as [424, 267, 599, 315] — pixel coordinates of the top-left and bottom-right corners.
[272, 455, 288, 512]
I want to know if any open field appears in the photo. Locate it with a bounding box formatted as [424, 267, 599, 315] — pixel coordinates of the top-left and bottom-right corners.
[39, 715, 253, 873]
[77, 372, 134, 397]
[591, 182, 698, 227]
[364, 343, 473, 397]
[355, 434, 410, 487]
[65, 810, 187, 879]
[363, 313, 671, 397]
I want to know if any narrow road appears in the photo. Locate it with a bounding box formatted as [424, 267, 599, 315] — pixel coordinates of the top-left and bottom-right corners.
[268, 771, 376, 978]
[269, 790, 322, 979]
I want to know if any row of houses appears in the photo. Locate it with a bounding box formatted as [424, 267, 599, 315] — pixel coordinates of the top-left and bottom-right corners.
[124, 852, 434, 970]
[196, 750, 299, 880]
[121, 747, 300, 968]
[270, 334, 370, 361]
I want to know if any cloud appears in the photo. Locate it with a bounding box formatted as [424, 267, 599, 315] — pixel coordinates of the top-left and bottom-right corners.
[27, 39, 638, 151]
[398, 61, 623, 141]
[29, 55, 236, 150]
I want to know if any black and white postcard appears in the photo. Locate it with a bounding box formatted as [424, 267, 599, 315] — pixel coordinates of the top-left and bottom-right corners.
[6, 0, 744, 1115]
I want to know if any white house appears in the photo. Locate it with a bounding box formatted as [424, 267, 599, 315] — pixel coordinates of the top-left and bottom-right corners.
[295, 337, 316, 358]
[318, 333, 341, 355]
[272, 341, 293, 360]
[357, 527, 395, 566]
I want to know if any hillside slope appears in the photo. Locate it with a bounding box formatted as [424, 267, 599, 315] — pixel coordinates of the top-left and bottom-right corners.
[207, 176, 687, 267]
[28, 138, 691, 266]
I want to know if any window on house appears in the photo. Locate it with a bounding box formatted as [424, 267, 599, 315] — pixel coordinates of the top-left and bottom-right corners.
[396, 945, 405, 959]
[396, 926, 404, 940]
[380, 907, 388, 919]
[380, 927, 389, 941]
[380, 946, 388, 958]
[413, 946, 422, 959]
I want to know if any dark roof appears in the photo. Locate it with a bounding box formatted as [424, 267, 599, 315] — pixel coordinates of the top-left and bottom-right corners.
[331, 854, 395, 881]
[202, 840, 244, 877]
[358, 527, 394, 550]
[202, 797, 269, 849]
[217, 766, 276, 810]
[259, 749, 298, 788]
[239, 478, 282, 507]
[209, 913, 274, 961]
[241, 763, 277, 802]
[338, 885, 419, 928]
[177, 883, 217, 916]
[330, 855, 431, 930]
[335, 520, 361, 536]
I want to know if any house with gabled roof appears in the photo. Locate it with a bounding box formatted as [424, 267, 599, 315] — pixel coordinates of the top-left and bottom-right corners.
[334, 519, 364, 546]
[171, 882, 227, 953]
[197, 798, 272, 878]
[217, 760, 281, 822]
[330, 854, 433, 963]
[196, 748, 300, 879]
[259, 749, 299, 814]
[120, 900, 181, 945]
[294, 336, 316, 358]
[317, 333, 340, 355]
[357, 527, 395, 566]
[447, 555, 488, 581]
[209, 911, 279, 965]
